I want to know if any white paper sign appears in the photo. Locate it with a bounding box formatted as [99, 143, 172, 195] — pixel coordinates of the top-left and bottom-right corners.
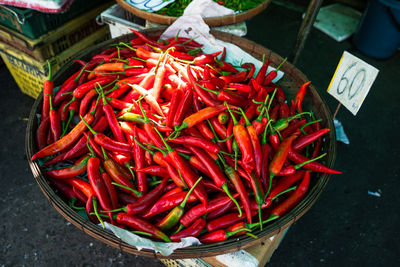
[126, 0, 175, 12]
[327, 51, 378, 115]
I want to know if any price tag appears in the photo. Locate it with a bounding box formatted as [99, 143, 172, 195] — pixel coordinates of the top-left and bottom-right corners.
[327, 51, 379, 115]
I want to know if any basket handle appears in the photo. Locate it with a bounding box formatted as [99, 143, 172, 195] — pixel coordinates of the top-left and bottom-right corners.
[387, 7, 400, 32]
[0, 5, 25, 25]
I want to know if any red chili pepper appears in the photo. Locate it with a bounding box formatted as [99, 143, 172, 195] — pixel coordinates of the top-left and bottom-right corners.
[263, 58, 286, 86]
[47, 96, 61, 142]
[58, 99, 71, 127]
[142, 190, 197, 219]
[116, 213, 171, 242]
[107, 74, 147, 99]
[279, 101, 290, 119]
[54, 70, 79, 106]
[241, 63, 255, 81]
[255, 60, 269, 85]
[137, 165, 168, 178]
[83, 120, 134, 154]
[192, 94, 215, 140]
[101, 172, 119, 210]
[187, 64, 221, 107]
[79, 89, 97, 117]
[280, 119, 307, 138]
[193, 53, 219, 66]
[49, 178, 85, 204]
[225, 104, 255, 173]
[294, 81, 311, 113]
[42, 150, 68, 166]
[63, 117, 108, 160]
[267, 170, 306, 201]
[117, 191, 137, 205]
[162, 185, 181, 198]
[228, 83, 254, 94]
[268, 135, 298, 196]
[225, 118, 234, 153]
[188, 145, 241, 214]
[169, 136, 219, 154]
[199, 228, 248, 244]
[206, 212, 246, 232]
[102, 151, 139, 196]
[73, 76, 116, 98]
[87, 157, 113, 212]
[218, 61, 238, 73]
[311, 121, 323, 158]
[156, 177, 202, 231]
[147, 149, 186, 189]
[32, 113, 94, 160]
[132, 126, 147, 194]
[135, 47, 161, 60]
[134, 102, 165, 149]
[129, 29, 162, 48]
[92, 62, 139, 73]
[271, 171, 310, 218]
[292, 128, 330, 151]
[169, 50, 195, 60]
[85, 133, 104, 160]
[99, 90, 126, 144]
[269, 104, 280, 123]
[173, 89, 193, 127]
[218, 155, 252, 224]
[170, 218, 206, 242]
[166, 88, 184, 128]
[239, 108, 262, 178]
[220, 71, 247, 84]
[175, 105, 227, 132]
[238, 103, 257, 126]
[180, 195, 234, 227]
[65, 177, 94, 199]
[126, 177, 168, 215]
[41, 62, 53, 121]
[164, 149, 208, 207]
[206, 201, 234, 220]
[287, 147, 342, 174]
[46, 155, 90, 179]
[196, 82, 248, 107]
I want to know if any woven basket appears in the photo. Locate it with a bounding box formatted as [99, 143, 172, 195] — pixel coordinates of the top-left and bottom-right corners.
[115, 0, 271, 26]
[26, 28, 337, 259]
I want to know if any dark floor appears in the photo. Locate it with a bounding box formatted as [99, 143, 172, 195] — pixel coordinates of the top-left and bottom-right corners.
[1, 2, 399, 266]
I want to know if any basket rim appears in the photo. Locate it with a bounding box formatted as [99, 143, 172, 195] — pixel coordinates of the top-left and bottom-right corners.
[115, 0, 272, 27]
[26, 28, 337, 259]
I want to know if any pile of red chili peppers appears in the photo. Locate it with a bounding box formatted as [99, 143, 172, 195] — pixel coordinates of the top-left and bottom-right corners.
[32, 29, 341, 245]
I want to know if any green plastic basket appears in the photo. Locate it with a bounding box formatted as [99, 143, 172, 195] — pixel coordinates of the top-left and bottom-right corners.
[0, 0, 112, 39]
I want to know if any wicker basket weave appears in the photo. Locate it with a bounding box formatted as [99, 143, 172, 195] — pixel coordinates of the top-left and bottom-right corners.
[26, 28, 337, 259]
[115, 0, 272, 27]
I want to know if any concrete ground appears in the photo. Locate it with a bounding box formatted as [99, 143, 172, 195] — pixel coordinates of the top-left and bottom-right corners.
[1, 2, 399, 266]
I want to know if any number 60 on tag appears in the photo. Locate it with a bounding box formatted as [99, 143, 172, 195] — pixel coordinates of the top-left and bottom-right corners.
[327, 51, 379, 116]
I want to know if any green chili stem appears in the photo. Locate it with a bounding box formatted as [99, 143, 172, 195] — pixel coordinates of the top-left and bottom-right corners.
[225, 102, 238, 125]
[92, 197, 105, 229]
[80, 115, 97, 135]
[270, 186, 297, 201]
[111, 182, 142, 197]
[222, 183, 242, 217]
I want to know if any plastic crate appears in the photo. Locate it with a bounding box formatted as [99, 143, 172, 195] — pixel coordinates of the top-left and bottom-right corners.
[0, 0, 113, 39]
[0, 26, 110, 98]
[0, 2, 113, 62]
[97, 4, 146, 39]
